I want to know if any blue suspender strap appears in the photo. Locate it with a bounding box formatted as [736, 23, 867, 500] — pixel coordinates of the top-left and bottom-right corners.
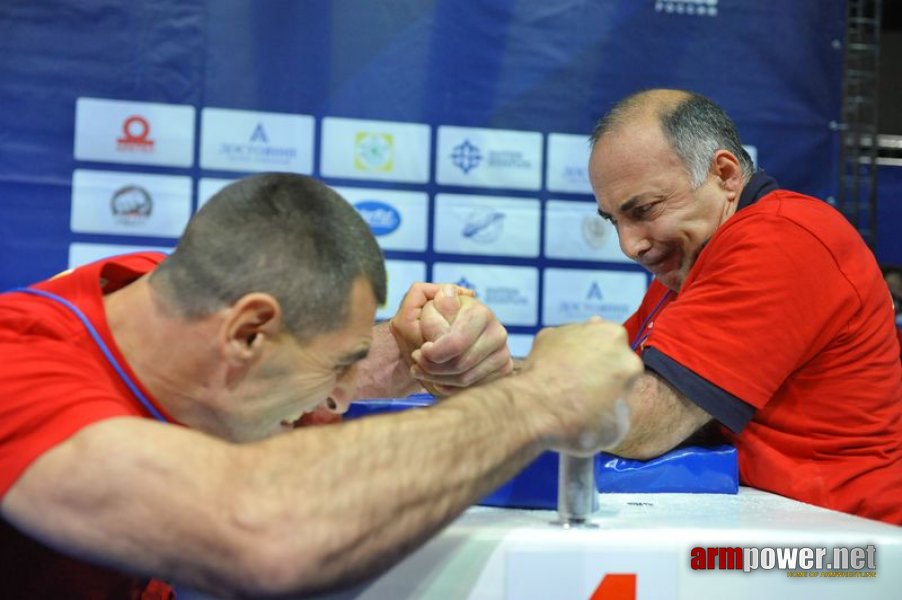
[7, 287, 169, 423]
[630, 289, 674, 352]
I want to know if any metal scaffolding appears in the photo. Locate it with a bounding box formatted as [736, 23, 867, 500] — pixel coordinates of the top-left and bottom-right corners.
[837, 0, 882, 249]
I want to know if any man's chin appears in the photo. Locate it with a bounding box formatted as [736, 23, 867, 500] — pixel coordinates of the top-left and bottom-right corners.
[654, 271, 682, 292]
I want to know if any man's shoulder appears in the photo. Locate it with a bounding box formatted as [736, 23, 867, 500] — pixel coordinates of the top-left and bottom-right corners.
[723, 188, 862, 251]
[0, 251, 165, 340]
[739, 188, 848, 229]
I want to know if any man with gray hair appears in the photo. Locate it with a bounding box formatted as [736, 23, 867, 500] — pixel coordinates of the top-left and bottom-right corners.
[0, 173, 642, 598]
[588, 89, 901, 524]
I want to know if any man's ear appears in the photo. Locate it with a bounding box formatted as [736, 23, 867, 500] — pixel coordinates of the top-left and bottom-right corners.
[712, 150, 743, 199]
[220, 293, 283, 365]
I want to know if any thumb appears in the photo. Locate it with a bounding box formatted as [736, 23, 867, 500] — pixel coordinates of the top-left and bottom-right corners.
[433, 284, 462, 325]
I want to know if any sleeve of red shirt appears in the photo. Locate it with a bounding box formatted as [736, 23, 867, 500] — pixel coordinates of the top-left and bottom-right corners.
[0, 338, 135, 498]
[645, 213, 860, 412]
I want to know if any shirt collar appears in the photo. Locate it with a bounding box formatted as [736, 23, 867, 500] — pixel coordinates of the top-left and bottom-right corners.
[737, 171, 779, 211]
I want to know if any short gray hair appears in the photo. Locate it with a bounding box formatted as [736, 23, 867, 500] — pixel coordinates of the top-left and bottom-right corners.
[591, 90, 755, 188]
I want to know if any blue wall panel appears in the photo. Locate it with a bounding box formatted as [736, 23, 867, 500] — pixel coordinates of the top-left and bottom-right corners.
[0, 0, 846, 339]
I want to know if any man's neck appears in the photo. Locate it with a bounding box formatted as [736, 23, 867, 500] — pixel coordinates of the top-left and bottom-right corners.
[102, 277, 224, 431]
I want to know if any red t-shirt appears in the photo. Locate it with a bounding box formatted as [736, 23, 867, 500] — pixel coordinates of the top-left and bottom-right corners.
[0, 252, 175, 599]
[625, 184, 902, 524]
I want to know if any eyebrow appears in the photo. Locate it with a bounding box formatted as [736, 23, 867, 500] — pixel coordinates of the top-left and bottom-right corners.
[337, 347, 370, 366]
[597, 194, 649, 221]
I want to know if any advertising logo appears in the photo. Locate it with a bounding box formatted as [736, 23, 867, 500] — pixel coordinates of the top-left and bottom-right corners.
[354, 132, 394, 172]
[250, 123, 268, 143]
[438, 126, 542, 190]
[434, 194, 539, 258]
[71, 169, 192, 238]
[543, 269, 646, 325]
[462, 207, 505, 243]
[581, 214, 611, 248]
[322, 118, 430, 183]
[689, 544, 877, 577]
[200, 108, 313, 173]
[545, 200, 628, 262]
[215, 123, 299, 166]
[354, 200, 402, 236]
[110, 185, 153, 225]
[655, 0, 718, 17]
[451, 139, 483, 174]
[75, 98, 195, 167]
[587, 282, 603, 300]
[116, 115, 155, 153]
[551, 280, 630, 322]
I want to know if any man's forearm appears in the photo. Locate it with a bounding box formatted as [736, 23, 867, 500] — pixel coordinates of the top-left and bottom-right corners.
[240, 374, 546, 596]
[608, 371, 711, 460]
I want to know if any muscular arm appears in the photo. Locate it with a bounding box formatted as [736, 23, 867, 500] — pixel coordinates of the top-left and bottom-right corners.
[608, 371, 712, 460]
[1, 320, 641, 598]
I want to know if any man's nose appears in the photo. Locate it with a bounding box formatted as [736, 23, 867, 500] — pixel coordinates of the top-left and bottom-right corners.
[325, 391, 350, 414]
[326, 368, 358, 414]
[617, 222, 651, 260]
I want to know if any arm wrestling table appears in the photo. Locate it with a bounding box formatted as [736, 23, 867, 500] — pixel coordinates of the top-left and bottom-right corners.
[178, 487, 902, 599]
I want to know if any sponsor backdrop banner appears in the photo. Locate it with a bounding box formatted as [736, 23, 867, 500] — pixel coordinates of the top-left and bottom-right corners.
[0, 1, 846, 344]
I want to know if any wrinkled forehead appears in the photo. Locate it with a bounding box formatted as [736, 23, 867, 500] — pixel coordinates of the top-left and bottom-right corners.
[589, 125, 685, 208]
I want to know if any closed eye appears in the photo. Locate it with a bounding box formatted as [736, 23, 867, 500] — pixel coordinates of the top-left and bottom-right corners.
[631, 201, 660, 220]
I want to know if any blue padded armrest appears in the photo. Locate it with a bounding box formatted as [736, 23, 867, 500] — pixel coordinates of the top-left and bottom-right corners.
[345, 396, 738, 510]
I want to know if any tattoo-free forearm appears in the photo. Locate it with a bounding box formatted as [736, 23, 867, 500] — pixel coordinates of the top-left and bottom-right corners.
[608, 371, 711, 460]
[236, 375, 545, 595]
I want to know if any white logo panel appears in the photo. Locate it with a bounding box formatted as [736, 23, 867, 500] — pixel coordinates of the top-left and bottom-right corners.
[74, 97, 195, 167]
[320, 117, 430, 183]
[543, 268, 647, 325]
[379, 260, 428, 321]
[334, 187, 428, 252]
[432, 262, 538, 326]
[436, 126, 542, 191]
[68, 243, 173, 270]
[546, 133, 593, 194]
[196, 177, 236, 211]
[434, 194, 539, 258]
[544, 200, 630, 263]
[200, 108, 314, 174]
[71, 170, 192, 238]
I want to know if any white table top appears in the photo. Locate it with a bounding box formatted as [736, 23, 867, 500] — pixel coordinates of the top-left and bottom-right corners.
[324, 488, 902, 600]
[181, 487, 902, 599]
